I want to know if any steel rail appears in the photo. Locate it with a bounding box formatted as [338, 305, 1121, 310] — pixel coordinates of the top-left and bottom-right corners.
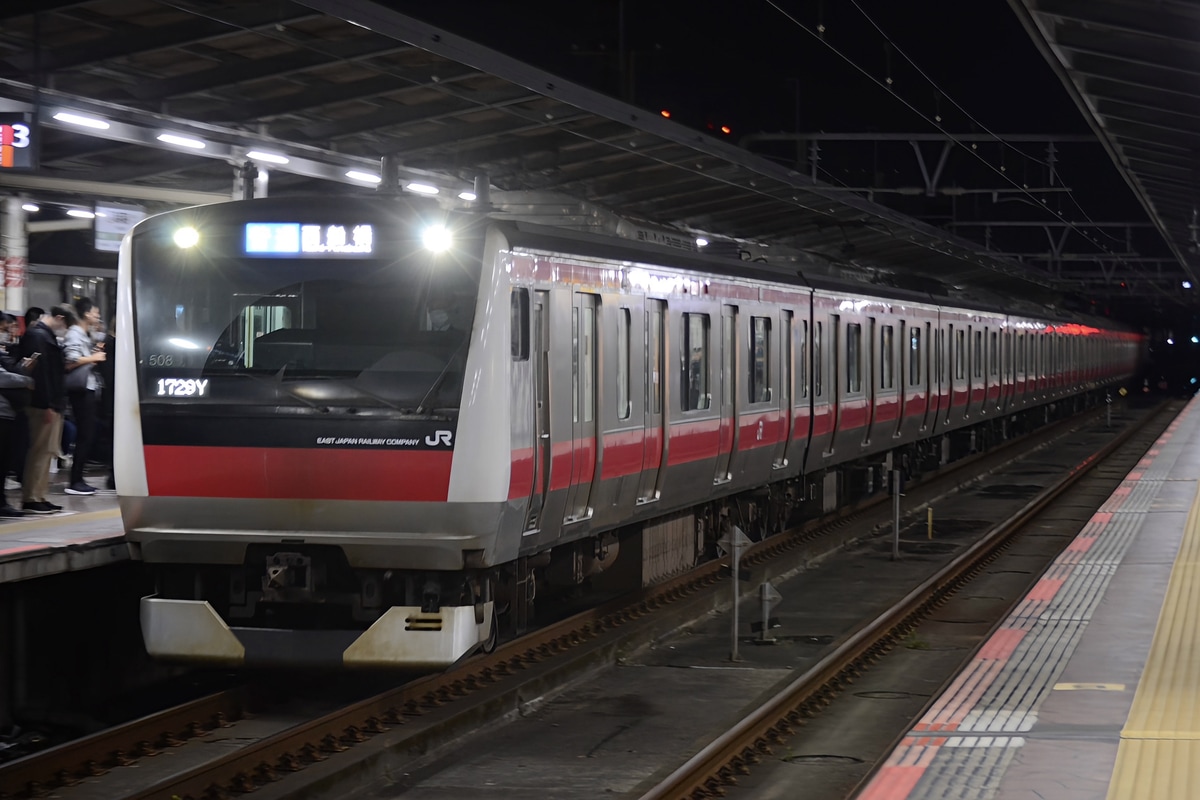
[638, 400, 1173, 800]
[0, 688, 248, 799]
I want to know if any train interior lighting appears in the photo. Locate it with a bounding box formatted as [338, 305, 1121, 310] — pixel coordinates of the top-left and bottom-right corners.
[405, 182, 440, 195]
[345, 170, 381, 183]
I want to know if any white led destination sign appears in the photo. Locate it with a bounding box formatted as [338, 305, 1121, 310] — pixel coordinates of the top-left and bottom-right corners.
[245, 222, 374, 256]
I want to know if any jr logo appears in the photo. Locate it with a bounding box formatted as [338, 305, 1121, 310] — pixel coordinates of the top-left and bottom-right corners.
[426, 430, 453, 447]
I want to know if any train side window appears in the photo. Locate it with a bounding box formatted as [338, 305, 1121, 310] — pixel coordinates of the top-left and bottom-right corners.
[683, 312, 710, 410]
[814, 321, 823, 397]
[750, 316, 771, 402]
[935, 327, 943, 382]
[974, 329, 983, 378]
[847, 322, 862, 393]
[880, 324, 894, 389]
[1016, 333, 1024, 374]
[909, 327, 921, 385]
[582, 304, 595, 423]
[649, 306, 663, 415]
[990, 330, 998, 376]
[617, 308, 631, 420]
[511, 289, 529, 361]
[955, 328, 965, 380]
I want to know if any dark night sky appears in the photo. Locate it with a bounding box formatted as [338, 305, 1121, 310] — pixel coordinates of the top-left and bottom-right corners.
[396, 1, 1087, 134]
[394, 1, 1143, 223]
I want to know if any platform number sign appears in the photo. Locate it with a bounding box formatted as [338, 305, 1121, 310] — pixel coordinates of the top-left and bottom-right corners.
[0, 114, 36, 171]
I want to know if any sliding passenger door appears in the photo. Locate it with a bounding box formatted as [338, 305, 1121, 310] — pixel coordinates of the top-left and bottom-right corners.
[772, 309, 795, 470]
[714, 305, 737, 484]
[636, 300, 667, 504]
[563, 293, 598, 524]
[524, 291, 551, 533]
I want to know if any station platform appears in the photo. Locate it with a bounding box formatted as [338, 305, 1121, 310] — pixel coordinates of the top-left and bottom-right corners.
[0, 466, 125, 585]
[858, 395, 1200, 800]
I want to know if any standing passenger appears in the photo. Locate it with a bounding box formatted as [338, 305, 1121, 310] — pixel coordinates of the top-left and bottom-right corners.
[0, 358, 32, 516]
[20, 306, 72, 514]
[62, 298, 105, 495]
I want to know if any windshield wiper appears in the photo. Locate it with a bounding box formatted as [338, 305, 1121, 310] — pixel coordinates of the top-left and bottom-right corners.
[415, 338, 468, 415]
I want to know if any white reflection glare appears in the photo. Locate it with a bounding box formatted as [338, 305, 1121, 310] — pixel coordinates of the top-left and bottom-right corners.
[169, 337, 201, 350]
[174, 227, 200, 248]
[422, 225, 452, 252]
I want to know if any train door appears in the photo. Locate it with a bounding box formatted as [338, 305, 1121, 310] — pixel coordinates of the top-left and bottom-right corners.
[524, 291, 551, 533]
[862, 317, 876, 447]
[636, 300, 667, 503]
[894, 321, 907, 439]
[772, 310, 795, 469]
[826, 314, 843, 456]
[920, 321, 934, 432]
[714, 305, 737, 484]
[563, 293, 598, 524]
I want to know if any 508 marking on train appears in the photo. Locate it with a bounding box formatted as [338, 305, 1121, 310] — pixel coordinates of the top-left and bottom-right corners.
[156, 378, 209, 397]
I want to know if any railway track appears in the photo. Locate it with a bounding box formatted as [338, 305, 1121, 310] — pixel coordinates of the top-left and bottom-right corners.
[640, 398, 1182, 800]
[0, 399, 1167, 800]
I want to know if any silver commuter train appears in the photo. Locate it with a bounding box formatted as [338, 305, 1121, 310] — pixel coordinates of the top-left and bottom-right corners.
[114, 194, 1143, 668]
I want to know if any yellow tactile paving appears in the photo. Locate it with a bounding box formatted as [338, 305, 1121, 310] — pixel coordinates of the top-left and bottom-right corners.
[1108, 483, 1200, 799]
[0, 506, 119, 536]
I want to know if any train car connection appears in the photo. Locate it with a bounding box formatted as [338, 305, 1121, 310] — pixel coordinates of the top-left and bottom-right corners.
[114, 193, 1143, 669]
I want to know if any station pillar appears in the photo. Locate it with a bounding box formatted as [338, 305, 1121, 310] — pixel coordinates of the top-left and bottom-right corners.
[0, 198, 27, 314]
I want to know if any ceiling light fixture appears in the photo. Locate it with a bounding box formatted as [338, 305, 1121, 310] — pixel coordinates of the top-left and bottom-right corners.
[157, 133, 206, 149]
[52, 111, 110, 130]
[405, 182, 439, 195]
[246, 150, 289, 165]
[345, 170, 381, 183]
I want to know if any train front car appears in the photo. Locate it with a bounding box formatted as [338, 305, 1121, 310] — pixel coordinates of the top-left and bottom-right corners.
[116, 195, 503, 668]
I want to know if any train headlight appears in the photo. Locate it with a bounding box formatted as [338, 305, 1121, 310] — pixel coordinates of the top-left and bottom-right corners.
[422, 225, 452, 253]
[174, 227, 200, 249]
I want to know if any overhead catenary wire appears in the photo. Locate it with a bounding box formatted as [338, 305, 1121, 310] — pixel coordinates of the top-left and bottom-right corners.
[762, 0, 1135, 267]
[763, 0, 1178, 304]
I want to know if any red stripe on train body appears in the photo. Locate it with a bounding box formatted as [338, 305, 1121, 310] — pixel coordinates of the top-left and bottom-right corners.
[667, 418, 722, 465]
[144, 446, 453, 501]
[600, 429, 646, 481]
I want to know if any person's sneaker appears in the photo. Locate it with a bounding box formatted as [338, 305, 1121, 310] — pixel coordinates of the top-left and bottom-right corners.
[64, 483, 97, 496]
[45, 500, 63, 511]
[0, 506, 25, 517]
[22, 501, 56, 514]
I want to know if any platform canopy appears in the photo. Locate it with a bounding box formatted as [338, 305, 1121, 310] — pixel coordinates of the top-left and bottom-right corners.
[1011, 0, 1200, 297]
[0, 0, 1178, 314]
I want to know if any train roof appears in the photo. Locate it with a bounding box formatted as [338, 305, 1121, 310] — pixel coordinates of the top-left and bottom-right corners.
[495, 213, 1133, 331]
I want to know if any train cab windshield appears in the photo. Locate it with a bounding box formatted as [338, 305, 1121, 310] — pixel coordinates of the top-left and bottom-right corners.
[129, 200, 485, 413]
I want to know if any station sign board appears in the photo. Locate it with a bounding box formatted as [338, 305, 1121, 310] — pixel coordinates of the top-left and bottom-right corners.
[95, 202, 146, 252]
[0, 113, 37, 171]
